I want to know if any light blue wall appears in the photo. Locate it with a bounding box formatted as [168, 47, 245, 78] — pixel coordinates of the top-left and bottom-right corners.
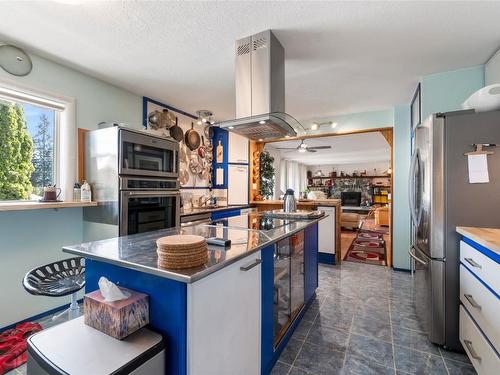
[0, 209, 84, 327]
[313, 109, 394, 134]
[392, 105, 411, 270]
[0, 54, 142, 329]
[421, 65, 485, 120]
[0, 54, 143, 130]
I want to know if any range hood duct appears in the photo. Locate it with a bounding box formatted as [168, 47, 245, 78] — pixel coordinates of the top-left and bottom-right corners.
[217, 30, 303, 140]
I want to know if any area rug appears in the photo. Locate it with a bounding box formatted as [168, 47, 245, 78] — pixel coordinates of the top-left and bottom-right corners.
[0, 322, 42, 374]
[344, 230, 387, 266]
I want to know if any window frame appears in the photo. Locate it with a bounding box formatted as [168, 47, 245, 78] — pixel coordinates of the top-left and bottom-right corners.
[0, 78, 76, 203]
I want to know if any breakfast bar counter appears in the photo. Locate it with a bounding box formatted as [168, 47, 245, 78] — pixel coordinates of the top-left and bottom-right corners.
[62, 212, 323, 375]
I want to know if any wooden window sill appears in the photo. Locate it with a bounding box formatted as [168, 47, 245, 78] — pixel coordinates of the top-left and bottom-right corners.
[0, 201, 97, 212]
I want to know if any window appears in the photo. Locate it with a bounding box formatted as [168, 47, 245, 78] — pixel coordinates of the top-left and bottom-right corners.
[0, 86, 64, 201]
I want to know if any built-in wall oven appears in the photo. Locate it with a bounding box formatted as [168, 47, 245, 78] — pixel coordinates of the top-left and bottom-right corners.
[120, 129, 178, 178]
[83, 127, 181, 240]
[119, 177, 180, 236]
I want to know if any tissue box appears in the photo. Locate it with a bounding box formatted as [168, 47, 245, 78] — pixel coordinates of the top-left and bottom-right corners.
[83, 287, 149, 340]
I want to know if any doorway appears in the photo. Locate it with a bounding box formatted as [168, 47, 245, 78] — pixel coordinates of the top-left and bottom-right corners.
[257, 127, 394, 267]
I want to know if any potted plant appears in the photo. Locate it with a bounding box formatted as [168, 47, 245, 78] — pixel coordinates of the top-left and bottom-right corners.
[259, 151, 275, 200]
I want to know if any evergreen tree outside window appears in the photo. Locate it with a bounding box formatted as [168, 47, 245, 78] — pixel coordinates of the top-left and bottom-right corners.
[0, 98, 56, 200]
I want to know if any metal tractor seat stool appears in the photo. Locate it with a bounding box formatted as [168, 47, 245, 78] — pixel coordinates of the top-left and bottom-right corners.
[23, 257, 85, 320]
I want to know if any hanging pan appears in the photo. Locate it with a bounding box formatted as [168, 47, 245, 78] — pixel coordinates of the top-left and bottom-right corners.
[184, 122, 201, 151]
[169, 117, 184, 141]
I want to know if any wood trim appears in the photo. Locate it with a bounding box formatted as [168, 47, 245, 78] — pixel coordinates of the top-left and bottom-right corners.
[77, 128, 88, 182]
[0, 201, 97, 212]
[263, 126, 394, 144]
[249, 141, 265, 202]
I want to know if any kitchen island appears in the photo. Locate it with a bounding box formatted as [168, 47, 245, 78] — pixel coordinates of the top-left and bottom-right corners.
[63, 212, 323, 375]
[253, 199, 341, 264]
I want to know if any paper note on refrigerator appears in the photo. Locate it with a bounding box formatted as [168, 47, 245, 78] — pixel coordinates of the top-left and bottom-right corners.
[467, 154, 489, 183]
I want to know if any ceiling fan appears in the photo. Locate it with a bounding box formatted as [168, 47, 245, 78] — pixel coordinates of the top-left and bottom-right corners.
[277, 140, 331, 153]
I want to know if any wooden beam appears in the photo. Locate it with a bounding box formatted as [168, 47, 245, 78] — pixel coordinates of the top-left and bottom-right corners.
[78, 128, 88, 182]
[249, 142, 265, 202]
[379, 129, 393, 148]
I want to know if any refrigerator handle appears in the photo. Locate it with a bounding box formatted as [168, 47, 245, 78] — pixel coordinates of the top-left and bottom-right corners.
[408, 149, 419, 227]
[409, 246, 428, 266]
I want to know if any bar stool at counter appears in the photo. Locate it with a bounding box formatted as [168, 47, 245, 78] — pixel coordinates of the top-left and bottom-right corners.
[23, 257, 85, 320]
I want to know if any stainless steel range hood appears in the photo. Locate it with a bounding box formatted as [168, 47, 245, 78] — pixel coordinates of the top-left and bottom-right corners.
[217, 30, 303, 140]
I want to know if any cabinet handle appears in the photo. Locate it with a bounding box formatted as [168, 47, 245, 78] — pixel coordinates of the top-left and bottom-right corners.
[464, 294, 482, 310]
[464, 257, 482, 269]
[464, 339, 482, 361]
[240, 259, 262, 271]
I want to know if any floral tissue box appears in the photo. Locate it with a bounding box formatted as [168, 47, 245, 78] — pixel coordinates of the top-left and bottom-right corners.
[84, 288, 149, 340]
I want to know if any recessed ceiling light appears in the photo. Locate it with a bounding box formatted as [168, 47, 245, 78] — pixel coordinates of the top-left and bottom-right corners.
[331, 122, 337, 128]
[285, 135, 290, 138]
[228, 126, 234, 129]
[311, 123, 319, 130]
[258, 138, 263, 142]
[197, 120, 202, 125]
[298, 148, 306, 153]
[259, 120, 266, 125]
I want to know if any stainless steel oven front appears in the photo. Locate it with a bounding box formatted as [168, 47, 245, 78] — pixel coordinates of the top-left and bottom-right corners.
[119, 129, 178, 178]
[120, 190, 181, 236]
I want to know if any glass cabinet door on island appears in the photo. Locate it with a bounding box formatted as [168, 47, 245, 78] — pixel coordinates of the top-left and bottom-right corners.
[273, 230, 306, 347]
[290, 231, 305, 320]
[273, 237, 291, 347]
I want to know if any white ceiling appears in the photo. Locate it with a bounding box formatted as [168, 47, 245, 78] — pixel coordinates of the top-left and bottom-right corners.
[268, 132, 390, 165]
[1, 1, 500, 125]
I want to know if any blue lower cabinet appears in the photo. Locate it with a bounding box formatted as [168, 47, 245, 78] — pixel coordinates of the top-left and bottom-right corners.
[210, 208, 241, 221]
[261, 224, 319, 375]
[260, 245, 275, 375]
[85, 259, 187, 375]
[304, 224, 319, 302]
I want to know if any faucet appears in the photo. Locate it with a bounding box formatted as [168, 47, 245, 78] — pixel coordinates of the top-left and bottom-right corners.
[198, 195, 215, 207]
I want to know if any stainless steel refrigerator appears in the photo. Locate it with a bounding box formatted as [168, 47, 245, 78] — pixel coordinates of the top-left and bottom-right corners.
[409, 109, 500, 351]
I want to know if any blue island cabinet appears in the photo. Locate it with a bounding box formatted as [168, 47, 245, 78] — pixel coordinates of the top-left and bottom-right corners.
[84, 223, 320, 375]
[261, 224, 319, 375]
[85, 252, 262, 375]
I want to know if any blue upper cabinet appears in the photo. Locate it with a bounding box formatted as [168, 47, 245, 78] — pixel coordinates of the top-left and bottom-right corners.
[212, 127, 229, 189]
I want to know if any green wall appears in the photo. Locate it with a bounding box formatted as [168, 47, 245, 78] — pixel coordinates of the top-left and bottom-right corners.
[0, 53, 142, 329]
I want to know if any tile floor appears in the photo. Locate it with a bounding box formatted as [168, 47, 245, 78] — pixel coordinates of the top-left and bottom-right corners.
[271, 262, 476, 375]
[7, 262, 475, 375]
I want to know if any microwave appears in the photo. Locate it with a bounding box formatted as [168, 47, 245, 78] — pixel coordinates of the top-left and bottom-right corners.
[119, 129, 178, 178]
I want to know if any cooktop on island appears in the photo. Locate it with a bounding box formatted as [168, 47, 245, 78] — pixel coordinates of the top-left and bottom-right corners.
[211, 213, 299, 232]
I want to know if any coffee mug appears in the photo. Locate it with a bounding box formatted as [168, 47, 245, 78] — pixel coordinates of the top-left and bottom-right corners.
[43, 186, 61, 201]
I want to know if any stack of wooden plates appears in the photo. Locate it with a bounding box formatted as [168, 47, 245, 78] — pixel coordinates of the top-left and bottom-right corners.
[156, 234, 208, 270]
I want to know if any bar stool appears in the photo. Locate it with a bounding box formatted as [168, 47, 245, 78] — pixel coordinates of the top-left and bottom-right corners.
[23, 257, 85, 321]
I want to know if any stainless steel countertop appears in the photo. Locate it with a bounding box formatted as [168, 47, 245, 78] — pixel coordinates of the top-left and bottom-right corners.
[63, 213, 325, 284]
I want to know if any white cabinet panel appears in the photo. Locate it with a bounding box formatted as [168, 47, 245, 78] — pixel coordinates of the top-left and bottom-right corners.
[228, 165, 249, 205]
[460, 241, 499, 295]
[460, 305, 500, 375]
[318, 206, 336, 254]
[187, 252, 261, 375]
[460, 265, 500, 351]
[228, 132, 249, 163]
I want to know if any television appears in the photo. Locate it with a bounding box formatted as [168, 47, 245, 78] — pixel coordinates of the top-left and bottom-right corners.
[341, 191, 361, 207]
